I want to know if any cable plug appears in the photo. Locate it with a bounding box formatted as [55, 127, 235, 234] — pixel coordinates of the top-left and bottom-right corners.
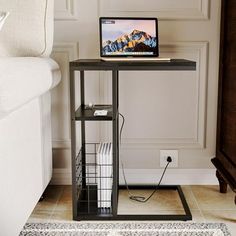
[167, 156, 172, 163]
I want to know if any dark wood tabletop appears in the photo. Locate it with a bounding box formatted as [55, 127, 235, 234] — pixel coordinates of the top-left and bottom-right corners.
[70, 59, 196, 71]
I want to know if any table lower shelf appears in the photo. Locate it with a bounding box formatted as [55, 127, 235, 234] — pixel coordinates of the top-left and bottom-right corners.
[74, 185, 192, 221]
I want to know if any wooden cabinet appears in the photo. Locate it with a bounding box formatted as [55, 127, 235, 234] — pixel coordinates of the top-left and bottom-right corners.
[211, 0, 236, 204]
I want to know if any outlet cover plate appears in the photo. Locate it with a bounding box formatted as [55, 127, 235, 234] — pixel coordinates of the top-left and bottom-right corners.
[160, 150, 178, 168]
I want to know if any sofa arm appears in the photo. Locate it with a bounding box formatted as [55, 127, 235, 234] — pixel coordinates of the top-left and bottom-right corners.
[0, 57, 61, 119]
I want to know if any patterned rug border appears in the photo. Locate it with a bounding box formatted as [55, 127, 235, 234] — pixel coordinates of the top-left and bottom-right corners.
[21, 222, 231, 236]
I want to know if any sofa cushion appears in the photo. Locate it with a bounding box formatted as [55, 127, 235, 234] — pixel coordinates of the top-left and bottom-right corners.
[0, 57, 61, 119]
[0, 0, 54, 57]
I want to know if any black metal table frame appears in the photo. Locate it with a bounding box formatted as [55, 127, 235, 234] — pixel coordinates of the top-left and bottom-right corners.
[70, 60, 196, 221]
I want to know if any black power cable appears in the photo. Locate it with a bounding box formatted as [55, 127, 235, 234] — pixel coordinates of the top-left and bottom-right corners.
[119, 113, 172, 203]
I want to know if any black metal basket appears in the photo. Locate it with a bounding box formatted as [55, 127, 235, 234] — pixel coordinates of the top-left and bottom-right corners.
[76, 143, 113, 216]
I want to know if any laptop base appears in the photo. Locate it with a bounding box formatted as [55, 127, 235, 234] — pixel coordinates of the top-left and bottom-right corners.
[101, 57, 171, 62]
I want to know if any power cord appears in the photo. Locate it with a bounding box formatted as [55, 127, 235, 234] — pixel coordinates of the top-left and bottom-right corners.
[119, 113, 172, 203]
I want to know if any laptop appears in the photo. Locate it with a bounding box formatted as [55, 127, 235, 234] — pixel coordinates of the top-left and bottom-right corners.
[99, 17, 170, 61]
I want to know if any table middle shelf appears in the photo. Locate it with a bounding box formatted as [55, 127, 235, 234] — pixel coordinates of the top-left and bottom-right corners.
[75, 105, 114, 121]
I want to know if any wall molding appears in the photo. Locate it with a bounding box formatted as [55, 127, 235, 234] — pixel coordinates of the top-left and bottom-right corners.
[102, 42, 208, 149]
[52, 42, 79, 60]
[55, 0, 78, 21]
[99, 0, 210, 20]
[51, 168, 218, 185]
[124, 42, 208, 149]
[51, 42, 79, 150]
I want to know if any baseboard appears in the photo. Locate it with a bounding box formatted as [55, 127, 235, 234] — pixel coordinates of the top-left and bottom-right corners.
[50, 168, 72, 185]
[51, 168, 218, 185]
[119, 168, 218, 185]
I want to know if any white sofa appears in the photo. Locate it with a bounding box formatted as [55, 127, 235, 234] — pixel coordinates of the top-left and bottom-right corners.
[0, 1, 61, 235]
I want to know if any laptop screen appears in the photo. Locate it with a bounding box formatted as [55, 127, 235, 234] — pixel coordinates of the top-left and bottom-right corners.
[100, 17, 159, 57]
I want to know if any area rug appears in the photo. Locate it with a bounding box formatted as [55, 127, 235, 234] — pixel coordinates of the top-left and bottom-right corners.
[20, 222, 231, 236]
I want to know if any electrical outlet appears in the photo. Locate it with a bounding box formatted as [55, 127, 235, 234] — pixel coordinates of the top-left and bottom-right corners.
[160, 150, 178, 168]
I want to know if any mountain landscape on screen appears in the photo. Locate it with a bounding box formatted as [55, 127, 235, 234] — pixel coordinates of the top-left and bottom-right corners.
[102, 29, 157, 54]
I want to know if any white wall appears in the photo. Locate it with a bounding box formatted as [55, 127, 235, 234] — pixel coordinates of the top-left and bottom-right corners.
[50, 0, 222, 185]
